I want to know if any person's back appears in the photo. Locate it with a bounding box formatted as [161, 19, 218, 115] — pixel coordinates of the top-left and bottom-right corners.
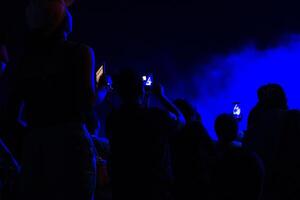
[274, 110, 300, 200]
[246, 106, 284, 166]
[107, 105, 175, 200]
[215, 145, 264, 200]
[107, 69, 181, 200]
[172, 121, 216, 200]
[246, 84, 288, 163]
[17, 39, 91, 127]
[171, 99, 216, 200]
[214, 114, 264, 200]
[5, 2, 97, 200]
[246, 84, 288, 199]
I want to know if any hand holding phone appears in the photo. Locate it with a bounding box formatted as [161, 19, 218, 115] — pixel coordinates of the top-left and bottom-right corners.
[142, 74, 153, 94]
[96, 65, 104, 85]
[233, 102, 242, 121]
[142, 75, 153, 87]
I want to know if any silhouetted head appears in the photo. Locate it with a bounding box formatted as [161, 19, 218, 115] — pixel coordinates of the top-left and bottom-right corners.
[257, 83, 287, 110]
[115, 68, 143, 105]
[215, 114, 238, 143]
[173, 99, 201, 123]
[26, 0, 72, 38]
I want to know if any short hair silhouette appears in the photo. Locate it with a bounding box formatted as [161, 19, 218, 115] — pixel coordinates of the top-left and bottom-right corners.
[215, 114, 238, 143]
[26, 0, 67, 34]
[257, 83, 287, 110]
[115, 68, 142, 103]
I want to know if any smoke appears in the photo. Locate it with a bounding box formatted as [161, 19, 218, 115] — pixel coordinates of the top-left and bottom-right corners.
[168, 34, 300, 140]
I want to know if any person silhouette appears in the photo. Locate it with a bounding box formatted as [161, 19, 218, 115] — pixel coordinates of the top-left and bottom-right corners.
[214, 114, 264, 200]
[107, 69, 183, 200]
[246, 84, 287, 200]
[4, 1, 97, 199]
[171, 99, 215, 200]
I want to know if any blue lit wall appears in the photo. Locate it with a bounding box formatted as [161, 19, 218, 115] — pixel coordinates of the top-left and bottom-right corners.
[169, 35, 300, 140]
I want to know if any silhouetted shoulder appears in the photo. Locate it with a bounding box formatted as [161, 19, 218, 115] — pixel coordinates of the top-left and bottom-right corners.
[61, 41, 94, 56]
[146, 108, 178, 133]
[147, 108, 177, 122]
[76, 43, 94, 54]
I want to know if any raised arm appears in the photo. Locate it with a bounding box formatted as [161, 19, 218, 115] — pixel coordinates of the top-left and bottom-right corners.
[153, 84, 186, 128]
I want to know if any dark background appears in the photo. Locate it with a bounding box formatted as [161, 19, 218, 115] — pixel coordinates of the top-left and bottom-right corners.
[2, 0, 300, 138]
[1, 0, 300, 77]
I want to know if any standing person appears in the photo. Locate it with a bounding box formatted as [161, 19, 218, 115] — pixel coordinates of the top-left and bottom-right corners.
[246, 83, 288, 161]
[4, 1, 97, 199]
[107, 69, 184, 200]
[214, 114, 264, 200]
[245, 84, 287, 199]
[171, 99, 216, 200]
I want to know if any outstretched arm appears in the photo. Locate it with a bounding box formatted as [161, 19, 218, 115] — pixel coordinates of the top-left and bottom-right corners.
[153, 84, 186, 128]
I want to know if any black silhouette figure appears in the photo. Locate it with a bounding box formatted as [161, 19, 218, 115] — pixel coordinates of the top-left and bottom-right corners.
[214, 114, 264, 200]
[273, 110, 300, 200]
[4, 1, 97, 200]
[246, 84, 288, 200]
[107, 69, 183, 200]
[171, 99, 216, 200]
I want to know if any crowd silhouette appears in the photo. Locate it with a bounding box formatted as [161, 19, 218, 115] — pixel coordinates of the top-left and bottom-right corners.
[0, 0, 299, 200]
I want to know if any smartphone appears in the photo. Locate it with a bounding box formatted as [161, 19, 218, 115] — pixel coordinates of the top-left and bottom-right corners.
[142, 74, 153, 87]
[96, 65, 104, 84]
[233, 102, 242, 120]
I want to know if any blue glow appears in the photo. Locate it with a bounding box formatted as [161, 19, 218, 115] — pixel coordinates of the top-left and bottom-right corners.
[0, 62, 7, 73]
[146, 77, 153, 86]
[233, 103, 241, 119]
[143, 75, 153, 86]
[90, 48, 96, 94]
[170, 35, 300, 140]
